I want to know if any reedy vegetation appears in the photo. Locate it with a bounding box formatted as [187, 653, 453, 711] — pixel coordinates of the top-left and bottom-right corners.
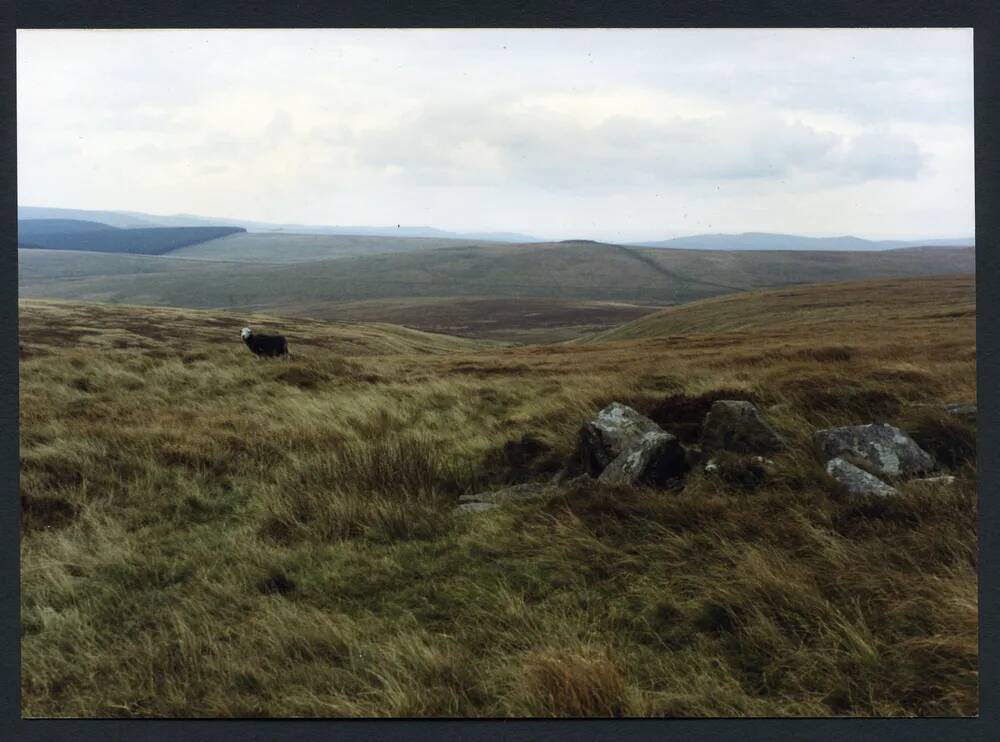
[19, 276, 977, 717]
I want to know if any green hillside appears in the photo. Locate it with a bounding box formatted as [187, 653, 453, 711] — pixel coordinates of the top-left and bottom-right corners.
[293, 296, 661, 343]
[583, 274, 976, 343]
[20, 241, 975, 312]
[166, 232, 509, 263]
[635, 245, 976, 290]
[18, 250, 232, 284]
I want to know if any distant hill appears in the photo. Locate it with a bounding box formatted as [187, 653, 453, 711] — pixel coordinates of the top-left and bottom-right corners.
[21, 207, 974, 250]
[19, 239, 974, 314]
[456, 231, 540, 243]
[165, 232, 522, 264]
[18, 219, 119, 237]
[18, 223, 246, 255]
[17, 207, 163, 229]
[630, 232, 975, 251]
[249, 225, 540, 242]
[18, 206, 540, 243]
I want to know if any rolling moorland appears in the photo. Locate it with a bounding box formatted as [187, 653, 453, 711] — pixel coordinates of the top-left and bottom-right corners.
[18, 206, 973, 248]
[19, 274, 976, 717]
[17, 219, 508, 263]
[18, 223, 974, 342]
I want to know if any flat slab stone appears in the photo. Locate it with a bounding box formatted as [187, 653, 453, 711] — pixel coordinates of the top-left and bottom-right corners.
[453, 501, 500, 514]
[814, 423, 934, 478]
[459, 482, 551, 505]
[826, 457, 897, 497]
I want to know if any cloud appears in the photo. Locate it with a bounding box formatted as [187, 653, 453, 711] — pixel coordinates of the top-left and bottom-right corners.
[15, 28, 972, 239]
[349, 104, 924, 191]
[838, 131, 924, 180]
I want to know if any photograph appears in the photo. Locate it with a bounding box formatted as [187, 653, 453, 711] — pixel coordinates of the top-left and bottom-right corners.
[17, 27, 977, 718]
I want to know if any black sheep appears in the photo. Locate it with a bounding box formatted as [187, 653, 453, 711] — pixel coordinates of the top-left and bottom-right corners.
[241, 327, 289, 358]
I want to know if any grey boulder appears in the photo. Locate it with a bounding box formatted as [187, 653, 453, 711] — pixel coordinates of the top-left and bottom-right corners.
[826, 457, 897, 497]
[570, 402, 670, 476]
[701, 400, 785, 455]
[598, 430, 687, 488]
[814, 423, 934, 478]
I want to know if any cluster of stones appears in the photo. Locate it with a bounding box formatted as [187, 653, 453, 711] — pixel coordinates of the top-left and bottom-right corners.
[455, 398, 786, 513]
[815, 423, 943, 496]
[455, 398, 973, 513]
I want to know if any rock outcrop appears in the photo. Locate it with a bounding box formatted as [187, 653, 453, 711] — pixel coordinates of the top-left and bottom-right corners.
[459, 397, 958, 516]
[825, 457, 897, 497]
[814, 423, 934, 478]
[567, 402, 688, 487]
[598, 429, 687, 487]
[569, 402, 667, 476]
[700, 400, 785, 455]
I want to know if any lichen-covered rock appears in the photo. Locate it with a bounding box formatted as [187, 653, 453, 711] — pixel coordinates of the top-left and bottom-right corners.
[568, 402, 668, 477]
[814, 423, 934, 478]
[701, 400, 785, 455]
[825, 457, 897, 496]
[598, 430, 687, 488]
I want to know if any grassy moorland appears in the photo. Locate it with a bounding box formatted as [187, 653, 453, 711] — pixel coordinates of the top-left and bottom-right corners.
[289, 296, 661, 343]
[19, 241, 974, 324]
[166, 232, 508, 263]
[18, 240, 974, 343]
[19, 275, 976, 717]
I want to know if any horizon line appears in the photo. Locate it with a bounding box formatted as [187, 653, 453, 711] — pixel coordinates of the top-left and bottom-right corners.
[17, 203, 975, 245]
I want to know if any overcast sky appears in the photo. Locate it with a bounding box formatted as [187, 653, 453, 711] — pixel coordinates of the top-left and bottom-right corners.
[17, 29, 974, 241]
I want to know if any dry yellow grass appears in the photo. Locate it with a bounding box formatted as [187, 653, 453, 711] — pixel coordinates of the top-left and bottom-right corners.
[19, 275, 977, 717]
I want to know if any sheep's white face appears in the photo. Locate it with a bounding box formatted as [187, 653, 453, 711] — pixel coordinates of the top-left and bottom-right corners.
[241, 327, 252, 340]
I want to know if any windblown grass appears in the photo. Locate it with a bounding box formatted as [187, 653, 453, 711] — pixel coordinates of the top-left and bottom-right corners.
[19, 275, 977, 717]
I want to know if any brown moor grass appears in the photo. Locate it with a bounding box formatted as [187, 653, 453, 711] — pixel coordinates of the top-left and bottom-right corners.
[19, 275, 977, 717]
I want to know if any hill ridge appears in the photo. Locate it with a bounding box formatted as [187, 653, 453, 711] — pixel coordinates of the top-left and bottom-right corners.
[630, 231, 975, 251]
[582, 274, 976, 343]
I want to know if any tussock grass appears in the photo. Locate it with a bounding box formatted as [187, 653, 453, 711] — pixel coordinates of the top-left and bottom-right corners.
[19, 275, 977, 717]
